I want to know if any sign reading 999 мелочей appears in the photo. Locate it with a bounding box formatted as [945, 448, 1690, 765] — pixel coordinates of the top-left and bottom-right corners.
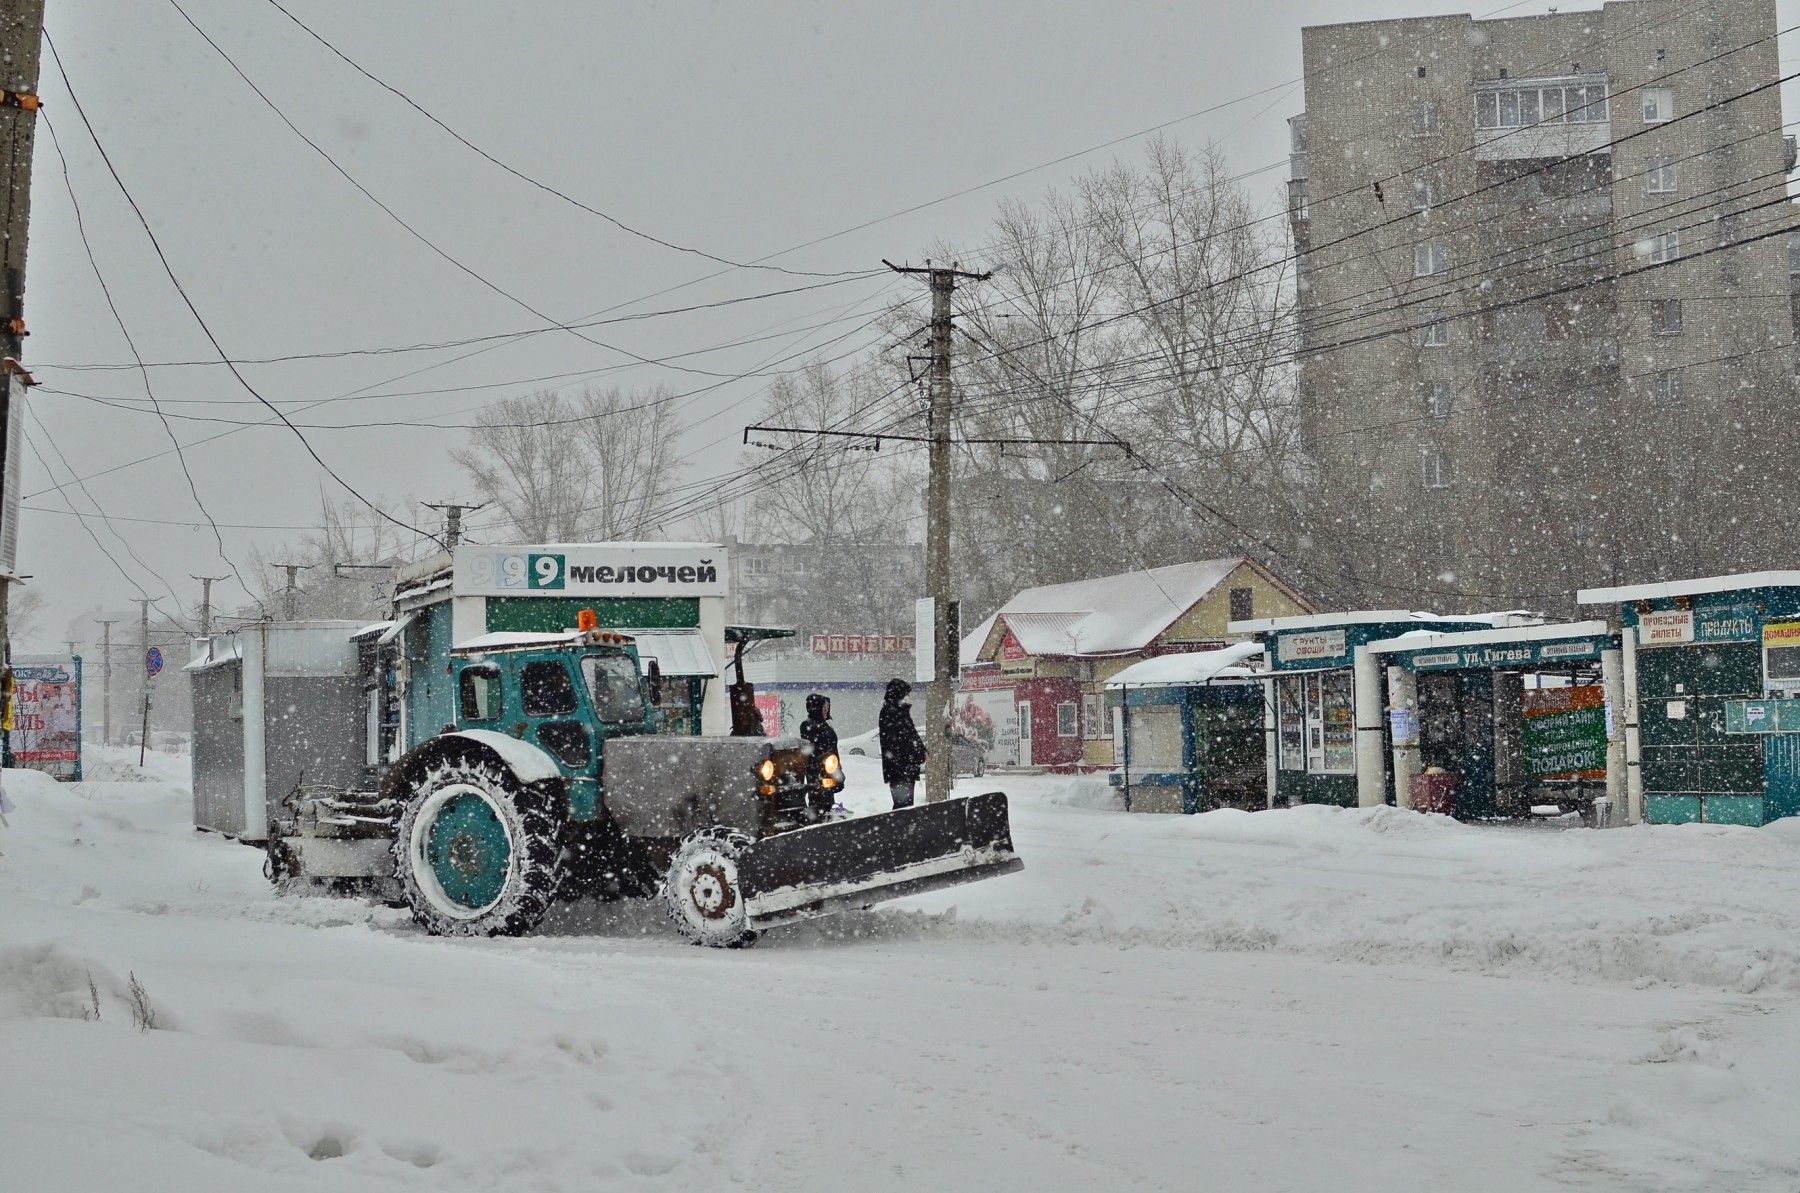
[452, 546, 729, 598]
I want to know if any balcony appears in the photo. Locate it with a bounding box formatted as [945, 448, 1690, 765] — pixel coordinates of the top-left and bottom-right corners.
[1474, 76, 1611, 162]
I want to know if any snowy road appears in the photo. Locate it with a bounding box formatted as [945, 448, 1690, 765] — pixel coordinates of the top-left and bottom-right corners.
[4, 749, 1799, 1191]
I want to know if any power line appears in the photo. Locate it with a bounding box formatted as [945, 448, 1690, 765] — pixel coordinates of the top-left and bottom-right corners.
[258, 0, 867, 281]
[41, 29, 443, 548]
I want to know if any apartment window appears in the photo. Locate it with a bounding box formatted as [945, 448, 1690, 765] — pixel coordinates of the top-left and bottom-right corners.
[1652, 370, 1683, 402]
[1475, 82, 1608, 130]
[1645, 231, 1680, 263]
[1641, 87, 1675, 123]
[1418, 317, 1449, 348]
[1422, 449, 1451, 489]
[1409, 101, 1440, 137]
[1229, 587, 1254, 622]
[1414, 240, 1448, 277]
[1645, 155, 1678, 194]
[1290, 180, 1310, 221]
[1425, 382, 1452, 419]
[1056, 701, 1079, 738]
[1410, 173, 1440, 210]
[1651, 298, 1684, 336]
[1289, 114, 1307, 154]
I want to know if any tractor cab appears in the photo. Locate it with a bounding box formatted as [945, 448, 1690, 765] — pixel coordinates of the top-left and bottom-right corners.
[448, 619, 656, 820]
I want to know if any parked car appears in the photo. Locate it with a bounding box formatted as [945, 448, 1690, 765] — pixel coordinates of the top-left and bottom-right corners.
[841, 727, 986, 777]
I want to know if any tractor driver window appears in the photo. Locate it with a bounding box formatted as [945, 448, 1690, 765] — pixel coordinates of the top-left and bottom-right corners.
[521, 661, 578, 717]
[581, 654, 647, 724]
[536, 721, 591, 769]
[459, 667, 502, 722]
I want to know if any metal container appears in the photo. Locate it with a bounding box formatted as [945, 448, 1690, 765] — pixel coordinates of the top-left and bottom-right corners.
[188, 621, 366, 840]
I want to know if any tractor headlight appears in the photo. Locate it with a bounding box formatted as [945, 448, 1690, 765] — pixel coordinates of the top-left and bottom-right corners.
[756, 758, 776, 782]
[822, 753, 841, 776]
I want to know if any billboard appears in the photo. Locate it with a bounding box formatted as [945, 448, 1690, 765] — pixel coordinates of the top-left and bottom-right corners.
[452, 544, 727, 598]
[1521, 685, 1606, 780]
[8, 659, 81, 780]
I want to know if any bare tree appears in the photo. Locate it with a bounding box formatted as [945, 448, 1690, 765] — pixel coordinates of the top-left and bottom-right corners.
[453, 391, 591, 541]
[572, 385, 684, 540]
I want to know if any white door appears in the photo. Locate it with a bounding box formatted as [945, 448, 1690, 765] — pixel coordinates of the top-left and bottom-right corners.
[1017, 700, 1033, 767]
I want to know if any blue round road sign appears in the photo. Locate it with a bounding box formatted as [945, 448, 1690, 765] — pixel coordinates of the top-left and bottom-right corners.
[145, 647, 164, 677]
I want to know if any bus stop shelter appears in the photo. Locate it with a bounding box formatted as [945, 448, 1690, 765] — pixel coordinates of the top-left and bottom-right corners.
[1368, 621, 1626, 822]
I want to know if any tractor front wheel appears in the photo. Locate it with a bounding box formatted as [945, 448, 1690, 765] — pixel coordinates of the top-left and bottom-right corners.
[393, 754, 562, 937]
[662, 826, 758, 948]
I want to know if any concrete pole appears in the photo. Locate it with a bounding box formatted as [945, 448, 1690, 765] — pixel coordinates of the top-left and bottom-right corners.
[136, 598, 151, 766]
[923, 268, 955, 805]
[1601, 644, 1626, 828]
[1620, 625, 1644, 825]
[1262, 674, 1278, 809]
[1387, 664, 1420, 810]
[1353, 645, 1387, 807]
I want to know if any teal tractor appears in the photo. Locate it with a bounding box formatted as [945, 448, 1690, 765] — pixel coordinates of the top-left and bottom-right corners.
[268, 622, 1022, 947]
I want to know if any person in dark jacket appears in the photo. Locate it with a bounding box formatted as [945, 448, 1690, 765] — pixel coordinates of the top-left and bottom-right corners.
[878, 678, 927, 808]
[798, 693, 839, 820]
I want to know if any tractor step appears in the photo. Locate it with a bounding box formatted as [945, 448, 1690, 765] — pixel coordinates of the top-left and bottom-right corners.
[736, 792, 1023, 928]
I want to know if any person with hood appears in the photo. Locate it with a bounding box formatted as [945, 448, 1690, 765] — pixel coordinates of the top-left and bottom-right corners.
[797, 693, 839, 820]
[878, 678, 927, 808]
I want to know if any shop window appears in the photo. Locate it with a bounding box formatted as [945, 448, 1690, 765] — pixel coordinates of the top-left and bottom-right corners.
[1277, 672, 1355, 775]
[1230, 587, 1254, 622]
[1056, 701, 1079, 738]
[1651, 298, 1683, 336]
[1645, 155, 1678, 194]
[521, 661, 578, 717]
[1641, 86, 1675, 123]
[1131, 706, 1185, 771]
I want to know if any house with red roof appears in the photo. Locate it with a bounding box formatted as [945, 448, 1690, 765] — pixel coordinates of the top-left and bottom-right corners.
[958, 558, 1314, 771]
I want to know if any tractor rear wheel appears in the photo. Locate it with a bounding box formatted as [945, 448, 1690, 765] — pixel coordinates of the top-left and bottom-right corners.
[393, 754, 562, 937]
[662, 826, 758, 948]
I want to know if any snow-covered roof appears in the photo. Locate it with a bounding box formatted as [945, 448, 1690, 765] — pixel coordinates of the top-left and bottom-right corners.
[1104, 642, 1265, 689]
[1367, 619, 1612, 656]
[1578, 570, 1800, 606]
[453, 630, 586, 653]
[183, 639, 241, 672]
[1228, 609, 1541, 634]
[350, 621, 394, 641]
[968, 558, 1254, 660]
[960, 611, 997, 668]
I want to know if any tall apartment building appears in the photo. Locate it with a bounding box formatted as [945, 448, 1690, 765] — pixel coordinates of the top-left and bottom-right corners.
[1288, 1, 1798, 610]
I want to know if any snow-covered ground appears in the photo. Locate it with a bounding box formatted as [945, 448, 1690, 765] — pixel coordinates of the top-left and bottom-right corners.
[4, 747, 1800, 1191]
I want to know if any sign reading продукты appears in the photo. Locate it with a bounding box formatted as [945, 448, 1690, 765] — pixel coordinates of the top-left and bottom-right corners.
[452, 545, 728, 599]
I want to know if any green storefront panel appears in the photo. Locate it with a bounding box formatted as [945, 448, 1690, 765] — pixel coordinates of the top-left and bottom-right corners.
[1639, 696, 1698, 748]
[1702, 796, 1765, 826]
[486, 597, 700, 634]
[1640, 749, 1697, 794]
[1646, 795, 1702, 824]
[1694, 743, 1765, 793]
[1276, 771, 1358, 807]
[1764, 736, 1800, 822]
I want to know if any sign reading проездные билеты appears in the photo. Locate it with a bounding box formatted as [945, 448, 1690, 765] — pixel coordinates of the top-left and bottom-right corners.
[1637, 604, 1760, 649]
[452, 546, 728, 599]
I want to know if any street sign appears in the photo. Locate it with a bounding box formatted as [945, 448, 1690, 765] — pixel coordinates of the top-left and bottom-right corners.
[145, 646, 164, 678]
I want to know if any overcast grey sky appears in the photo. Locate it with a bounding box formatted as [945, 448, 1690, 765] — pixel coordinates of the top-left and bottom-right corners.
[21, 1, 1799, 648]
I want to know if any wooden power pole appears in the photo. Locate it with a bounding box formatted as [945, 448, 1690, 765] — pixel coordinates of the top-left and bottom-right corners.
[191, 574, 227, 639]
[885, 260, 989, 803]
[0, 0, 45, 745]
[95, 618, 117, 745]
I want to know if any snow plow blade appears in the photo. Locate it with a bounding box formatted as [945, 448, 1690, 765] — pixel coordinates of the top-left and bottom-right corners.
[738, 792, 1022, 928]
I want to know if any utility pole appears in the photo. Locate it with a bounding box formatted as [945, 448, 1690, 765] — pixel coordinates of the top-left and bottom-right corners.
[885, 259, 990, 803]
[270, 562, 309, 620]
[135, 597, 152, 765]
[96, 618, 117, 745]
[191, 574, 227, 639]
[0, 0, 45, 749]
[424, 500, 486, 549]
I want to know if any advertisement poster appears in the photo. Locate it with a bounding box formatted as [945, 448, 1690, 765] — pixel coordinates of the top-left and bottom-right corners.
[9, 660, 82, 780]
[1521, 685, 1606, 780]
